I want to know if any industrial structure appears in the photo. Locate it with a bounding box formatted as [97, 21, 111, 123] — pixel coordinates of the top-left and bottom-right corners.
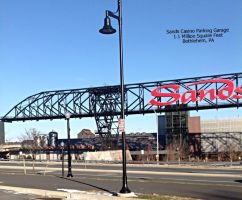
[0, 131, 159, 161]
[0, 121, 4, 144]
[1, 72, 242, 136]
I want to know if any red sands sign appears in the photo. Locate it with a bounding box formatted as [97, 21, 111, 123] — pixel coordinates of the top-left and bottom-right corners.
[149, 79, 242, 106]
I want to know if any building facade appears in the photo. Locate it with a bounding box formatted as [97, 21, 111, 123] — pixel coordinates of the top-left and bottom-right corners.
[158, 113, 242, 160]
[200, 118, 242, 156]
[158, 108, 190, 160]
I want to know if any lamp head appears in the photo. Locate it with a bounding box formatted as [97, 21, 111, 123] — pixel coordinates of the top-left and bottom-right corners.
[60, 141, 64, 147]
[65, 111, 71, 119]
[99, 16, 116, 34]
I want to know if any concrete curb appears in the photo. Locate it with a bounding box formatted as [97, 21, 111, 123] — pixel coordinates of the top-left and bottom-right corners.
[0, 165, 241, 178]
[0, 185, 141, 200]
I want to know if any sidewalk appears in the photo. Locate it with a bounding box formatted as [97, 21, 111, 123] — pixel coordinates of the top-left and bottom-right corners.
[0, 185, 137, 200]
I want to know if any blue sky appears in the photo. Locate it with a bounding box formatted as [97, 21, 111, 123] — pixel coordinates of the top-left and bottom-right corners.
[0, 0, 241, 141]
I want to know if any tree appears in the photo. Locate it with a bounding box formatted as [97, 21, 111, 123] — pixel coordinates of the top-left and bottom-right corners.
[19, 128, 41, 159]
[219, 140, 240, 162]
[166, 134, 190, 162]
[19, 128, 39, 142]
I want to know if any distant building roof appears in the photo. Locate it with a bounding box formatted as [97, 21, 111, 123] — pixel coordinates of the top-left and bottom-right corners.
[77, 129, 95, 139]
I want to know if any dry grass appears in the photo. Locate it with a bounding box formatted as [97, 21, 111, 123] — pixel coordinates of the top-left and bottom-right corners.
[36, 198, 62, 200]
[137, 194, 202, 200]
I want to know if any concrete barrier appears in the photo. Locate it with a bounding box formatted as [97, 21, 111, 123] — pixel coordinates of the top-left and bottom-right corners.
[84, 150, 132, 161]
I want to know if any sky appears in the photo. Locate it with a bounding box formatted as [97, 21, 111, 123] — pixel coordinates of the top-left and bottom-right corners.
[0, 0, 242, 141]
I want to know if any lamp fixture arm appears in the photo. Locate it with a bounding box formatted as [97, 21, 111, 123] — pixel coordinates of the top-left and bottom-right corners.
[106, 10, 119, 21]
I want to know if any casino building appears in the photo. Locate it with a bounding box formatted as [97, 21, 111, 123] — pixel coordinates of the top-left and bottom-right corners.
[158, 113, 242, 161]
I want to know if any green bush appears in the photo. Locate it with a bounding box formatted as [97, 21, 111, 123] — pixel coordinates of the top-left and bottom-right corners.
[25, 155, 32, 159]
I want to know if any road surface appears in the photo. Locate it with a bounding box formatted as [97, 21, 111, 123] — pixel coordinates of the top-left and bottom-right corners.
[0, 161, 241, 200]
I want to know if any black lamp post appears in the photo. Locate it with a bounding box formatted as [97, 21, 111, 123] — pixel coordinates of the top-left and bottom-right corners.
[99, 0, 131, 194]
[65, 112, 73, 177]
[60, 141, 65, 177]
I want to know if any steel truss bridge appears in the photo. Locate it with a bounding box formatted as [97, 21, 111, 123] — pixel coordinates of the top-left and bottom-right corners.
[1, 72, 242, 137]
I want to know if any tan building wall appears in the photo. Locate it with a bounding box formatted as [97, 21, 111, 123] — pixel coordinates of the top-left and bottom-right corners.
[201, 118, 242, 133]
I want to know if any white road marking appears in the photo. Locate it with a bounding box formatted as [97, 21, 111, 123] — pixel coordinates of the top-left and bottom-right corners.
[57, 188, 113, 196]
[135, 176, 239, 184]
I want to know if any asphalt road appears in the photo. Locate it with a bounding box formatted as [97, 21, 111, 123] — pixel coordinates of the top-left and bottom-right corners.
[0, 161, 242, 199]
[0, 172, 242, 200]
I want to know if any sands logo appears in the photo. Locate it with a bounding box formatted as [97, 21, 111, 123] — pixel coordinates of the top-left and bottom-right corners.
[149, 79, 242, 106]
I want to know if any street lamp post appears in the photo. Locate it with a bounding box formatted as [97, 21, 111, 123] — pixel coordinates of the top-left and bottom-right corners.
[65, 112, 73, 177]
[153, 110, 159, 165]
[60, 141, 65, 177]
[99, 0, 131, 194]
